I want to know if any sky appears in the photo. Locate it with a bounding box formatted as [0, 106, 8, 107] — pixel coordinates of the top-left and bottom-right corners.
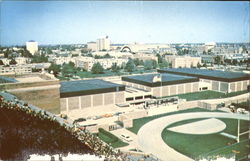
[1, 1, 249, 46]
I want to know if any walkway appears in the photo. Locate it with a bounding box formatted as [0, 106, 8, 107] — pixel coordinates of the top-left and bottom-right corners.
[137, 112, 250, 161]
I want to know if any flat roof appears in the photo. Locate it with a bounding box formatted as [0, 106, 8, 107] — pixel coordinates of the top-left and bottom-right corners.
[122, 73, 199, 87]
[158, 68, 250, 82]
[0, 76, 18, 84]
[60, 79, 125, 98]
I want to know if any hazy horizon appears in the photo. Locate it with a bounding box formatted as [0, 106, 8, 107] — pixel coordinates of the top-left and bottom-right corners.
[1, 1, 249, 46]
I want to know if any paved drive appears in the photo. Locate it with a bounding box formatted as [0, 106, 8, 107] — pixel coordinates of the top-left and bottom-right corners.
[137, 112, 250, 161]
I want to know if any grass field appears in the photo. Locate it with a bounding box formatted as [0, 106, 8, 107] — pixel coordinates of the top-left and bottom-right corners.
[96, 128, 128, 148]
[127, 107, 222, 134]
[170, 90, 248, 101]
[161, 118, 250, 160]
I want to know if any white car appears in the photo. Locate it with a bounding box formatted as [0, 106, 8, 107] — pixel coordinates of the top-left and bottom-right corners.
[121, 134, 133, 142]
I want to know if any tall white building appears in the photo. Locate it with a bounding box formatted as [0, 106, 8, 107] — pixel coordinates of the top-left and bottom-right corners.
[97, 36, 110, 51]
[26, 40, 38, 55]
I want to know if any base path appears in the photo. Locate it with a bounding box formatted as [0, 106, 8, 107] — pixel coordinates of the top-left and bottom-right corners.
[137, 112, 250, 161]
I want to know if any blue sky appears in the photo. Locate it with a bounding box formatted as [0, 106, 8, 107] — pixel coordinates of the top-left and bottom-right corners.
[1, 1, 249, 46]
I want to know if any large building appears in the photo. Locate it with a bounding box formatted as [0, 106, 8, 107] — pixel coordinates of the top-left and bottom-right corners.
[0, 73, 60, 114]
[121, 43, 170, 53]
[97, 36, 110, 51]
[87, 41, 97, 51]
[60, 79, 125, 112]
[26, 40, 38, 55]
[158, 68, 250, 93]
[122, 73, 200, 98]
[165, 55, 201, 68]
[0, 65, 32, 75]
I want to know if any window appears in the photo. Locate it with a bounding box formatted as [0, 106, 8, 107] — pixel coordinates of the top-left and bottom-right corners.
[126, 97, 133, 101]
[135, 96, 143, 100]
[144, 95, 151, 99]
[202, 87, 208, 90]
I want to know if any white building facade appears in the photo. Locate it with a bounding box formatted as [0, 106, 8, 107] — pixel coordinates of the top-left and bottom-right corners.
[26, 40, 38, 55]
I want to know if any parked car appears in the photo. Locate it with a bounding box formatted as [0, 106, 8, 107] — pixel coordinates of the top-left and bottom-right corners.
[121, 134, 133, 142]
[73, 118, 86, 124]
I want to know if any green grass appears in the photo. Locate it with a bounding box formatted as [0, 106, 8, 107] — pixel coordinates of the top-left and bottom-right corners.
[168, 90, 248, 101]
[127, 107, 217, 134]
[161, 118, 250, 160]
[97, 128, 128, 148]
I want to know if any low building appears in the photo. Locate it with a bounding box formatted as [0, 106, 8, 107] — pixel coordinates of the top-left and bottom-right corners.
[133, 53, 158, 62]
[75, 56, 128, 71]
[60, 79, 125, 112]
[0, 65, 32, 75]
[165, 55, 201, 68]
[158, 68, 250, 93]
[122, 73, 200, 98]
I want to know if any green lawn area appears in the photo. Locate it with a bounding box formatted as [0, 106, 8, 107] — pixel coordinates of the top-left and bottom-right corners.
[170, 90, 248, 101]
[96, 128, 128, 148]
[127, 107, 221, 134]
[161, 118, 250, 160]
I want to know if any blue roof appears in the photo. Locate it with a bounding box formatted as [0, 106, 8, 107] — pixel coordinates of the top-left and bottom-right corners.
[122, 73, 199, 87]
[0, 76, 18, 84]
[158, 68, 250, 82]
[60, 79, 125, 98]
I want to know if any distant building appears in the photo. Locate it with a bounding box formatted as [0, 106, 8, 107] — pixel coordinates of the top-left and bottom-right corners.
[97, 36, 110, 51]
[121, 43, 170, 53]
[15, 57, 30, 65]
[87, 42, 97, 51]
[205, 42, 216, 52]
[133, 53, 158, 62]
[75, 56, 128, 71]
[201, 55, 214, 64]
[26, 40, 38, 55]
[165, 55, 201, 68]
[0, 65, 32, 75]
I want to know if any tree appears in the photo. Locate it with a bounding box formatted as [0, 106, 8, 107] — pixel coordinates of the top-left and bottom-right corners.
[203, 63, 207, 68]
[133, 58, 140, 66]
[144, 60, 153, 70]
[62, 62, 77, 77]
[156, 54, 163, 64]
[21, 49, 32, 57]
[9, 59, 17, 65]
[111, 63, 120, 73]
[197, 62, 202, 68]
[48, 63, 61, 76]
[0, 60, 4, 66]
[91, 62, 104, 74]
[125, 59, 136, 72]
[214, 56, 221, 65]
[31, 54, 48, 63]
[232, 59, 237, 65]
[4, 48, 11, 58]
[159, 60, 169, 68]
